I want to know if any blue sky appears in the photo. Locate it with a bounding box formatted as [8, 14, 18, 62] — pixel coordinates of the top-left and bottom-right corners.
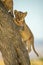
[13, 0, 43, 39]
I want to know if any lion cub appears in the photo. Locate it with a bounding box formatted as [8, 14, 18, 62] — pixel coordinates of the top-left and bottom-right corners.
[14, 10, 39, 56]
[1, 0, 13, 14]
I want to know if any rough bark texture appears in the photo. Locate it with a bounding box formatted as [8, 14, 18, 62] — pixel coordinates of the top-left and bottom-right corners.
[0, 1, 30, 65]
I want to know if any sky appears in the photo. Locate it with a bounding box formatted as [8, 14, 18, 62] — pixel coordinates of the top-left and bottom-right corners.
[13, 0, 43, 40]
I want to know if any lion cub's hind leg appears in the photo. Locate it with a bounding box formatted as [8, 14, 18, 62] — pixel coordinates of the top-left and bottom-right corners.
[26, 40, 31, 53]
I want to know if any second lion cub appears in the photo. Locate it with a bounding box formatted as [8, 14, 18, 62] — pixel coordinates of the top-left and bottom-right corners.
[1, 0, 13, 14]
[14, 10, 39, 56]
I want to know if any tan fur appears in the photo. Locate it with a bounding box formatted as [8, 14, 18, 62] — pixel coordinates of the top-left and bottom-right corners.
[1, 0, 13, 14]
[14, 10, 39, 56]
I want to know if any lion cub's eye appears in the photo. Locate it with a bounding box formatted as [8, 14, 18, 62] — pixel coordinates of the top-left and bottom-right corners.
[17, 21, 20, 23]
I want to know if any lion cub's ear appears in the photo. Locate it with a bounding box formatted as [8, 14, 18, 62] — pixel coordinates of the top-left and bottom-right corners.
[14, 10, 19, 18]
[14, 10, 18, 15]
[25, 12, 27, 16]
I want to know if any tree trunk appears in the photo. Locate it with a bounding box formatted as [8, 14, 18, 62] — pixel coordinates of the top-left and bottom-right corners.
[0, 1, 30, 65]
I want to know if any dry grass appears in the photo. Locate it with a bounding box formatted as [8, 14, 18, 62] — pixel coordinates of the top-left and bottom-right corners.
[0, 60, 5, 65]
[31, 59, 43, 65]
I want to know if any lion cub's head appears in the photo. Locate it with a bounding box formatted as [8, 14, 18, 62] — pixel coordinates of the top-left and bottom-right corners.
[14, 10, 27, 26]
[14, 10, 27, 21]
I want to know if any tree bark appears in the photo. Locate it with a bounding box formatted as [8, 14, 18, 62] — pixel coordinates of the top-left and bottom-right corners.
[0, 1, 30, 65]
